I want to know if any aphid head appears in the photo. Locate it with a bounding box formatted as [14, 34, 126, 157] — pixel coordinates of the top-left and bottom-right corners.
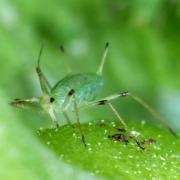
[11, 94, 56, 113]
[39, 94, 55, 108]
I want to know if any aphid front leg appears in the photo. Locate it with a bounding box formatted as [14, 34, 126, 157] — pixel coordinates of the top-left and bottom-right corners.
[68, 89, 87, 147]
[48, 106, 59, 128]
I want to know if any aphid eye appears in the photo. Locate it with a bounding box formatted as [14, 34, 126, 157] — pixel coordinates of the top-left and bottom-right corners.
[50, 97, 55, 103]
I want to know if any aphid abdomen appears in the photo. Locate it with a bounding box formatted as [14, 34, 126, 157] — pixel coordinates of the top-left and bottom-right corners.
[51, 73, 104, 110]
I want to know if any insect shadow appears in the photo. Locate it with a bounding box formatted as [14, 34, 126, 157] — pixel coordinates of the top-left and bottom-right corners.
[11, 42, 177, 147]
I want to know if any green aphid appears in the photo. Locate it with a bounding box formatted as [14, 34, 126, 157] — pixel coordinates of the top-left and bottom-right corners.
[11, 43, 177, 146]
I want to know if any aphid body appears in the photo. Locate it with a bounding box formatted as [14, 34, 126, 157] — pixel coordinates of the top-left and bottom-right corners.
[50, 73, 103, 111]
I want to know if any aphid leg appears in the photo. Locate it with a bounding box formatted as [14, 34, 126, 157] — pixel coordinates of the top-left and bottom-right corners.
[59, 45, 71, 73]
[69, 89, 87, 147]
[36, 44, 51, 94]
[108, 102, 129, 131]
[89, 91, 177, 137]
[86, 92, 130, 131]
[63, 111, 72, 126]
[61, 93, 74, 126]
[129, 93, 177, 137]
[97, 42, 109, 75]
[62, 92, 73, 111]
[48, 106, 59, 128]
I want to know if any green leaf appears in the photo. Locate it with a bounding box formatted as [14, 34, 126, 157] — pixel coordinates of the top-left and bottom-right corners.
[39, 120, 180, 179]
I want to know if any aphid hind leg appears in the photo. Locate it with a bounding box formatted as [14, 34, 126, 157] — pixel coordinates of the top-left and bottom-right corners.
[108, 102, 129, 131]
[90, 91, 176, 137]
[69, 89, 87, 147]
[36, 44, 51, 94]
[129, 93, 177, 137]
[86, 92, 130, 131]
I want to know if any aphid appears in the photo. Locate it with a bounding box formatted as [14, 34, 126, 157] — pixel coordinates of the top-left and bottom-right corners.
[11, 42, 177, 147]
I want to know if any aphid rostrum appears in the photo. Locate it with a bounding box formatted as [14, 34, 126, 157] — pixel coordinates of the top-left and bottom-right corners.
[11, 43, 177, 146]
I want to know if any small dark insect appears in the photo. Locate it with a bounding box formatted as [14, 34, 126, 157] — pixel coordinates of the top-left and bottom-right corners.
[108, 133, 129, 145]
[11, 42, 177, 147]
[109, 132, 156, 150]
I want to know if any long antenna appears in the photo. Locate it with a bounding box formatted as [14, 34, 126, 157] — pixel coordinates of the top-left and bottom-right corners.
[36, 43, 51, 92]
[97, 42, 109, 75]
[59, 45, 71, 73]
[129, 93, 177, 137]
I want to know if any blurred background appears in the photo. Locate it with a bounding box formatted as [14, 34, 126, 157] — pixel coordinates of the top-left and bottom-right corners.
[0, 0, 180, 179]
[0, 0, 180, 130]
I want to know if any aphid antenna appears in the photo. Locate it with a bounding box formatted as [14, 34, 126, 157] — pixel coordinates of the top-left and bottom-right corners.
[36, 43, 51, 93]
[59, 45, 71, 73]
[97, 42, 109, 75]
